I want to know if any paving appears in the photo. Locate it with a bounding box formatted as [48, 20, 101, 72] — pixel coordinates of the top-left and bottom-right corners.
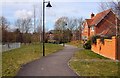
[17, 45, 79, 76]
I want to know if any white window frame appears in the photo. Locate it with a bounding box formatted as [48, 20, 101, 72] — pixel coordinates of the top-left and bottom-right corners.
[91, 25, 94, 31]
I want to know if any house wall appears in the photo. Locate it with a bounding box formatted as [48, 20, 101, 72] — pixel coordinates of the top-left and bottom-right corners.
[90, 27, 95, 37]
[118, 18, 120, 60]
[96, 11, 116, 35]
[82, 22, 90, 39]
[118, 18, 120, 36]
[92, 36, 120, 60]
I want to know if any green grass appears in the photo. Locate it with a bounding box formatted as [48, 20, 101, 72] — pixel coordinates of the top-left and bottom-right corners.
[2, 43, 63, 76]
[67, 40, 82, 48]
[72, 50, 108, 60]
[0, 52, 2, 78]
[69, 49, 120, 76]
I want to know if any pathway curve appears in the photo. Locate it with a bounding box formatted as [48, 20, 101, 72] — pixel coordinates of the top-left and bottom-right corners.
[17, 45, 79, 76]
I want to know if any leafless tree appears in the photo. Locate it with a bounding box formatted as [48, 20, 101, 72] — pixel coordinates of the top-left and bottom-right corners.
[54, 16, 84, 42]
[36, 25, 42, 42]
[68, 18, 77, 32]
[33, 5, 36, 33]
[77, 17, 84, 40]
[98, 0, 120, 17]
[54, 17, 69, 42]
[0, 24, 1, 43]
[15, 18, 32, 33]
[0, 16, 9, 31]
[68, 17, 83, 40]
[54, 17, 68, 30]
[0, 16, 10, 43]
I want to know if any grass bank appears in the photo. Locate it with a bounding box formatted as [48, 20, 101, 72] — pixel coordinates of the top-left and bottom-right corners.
[69, 49, 120, 76]
[67, 40, 82, 48]
[2, 43, 63, 76]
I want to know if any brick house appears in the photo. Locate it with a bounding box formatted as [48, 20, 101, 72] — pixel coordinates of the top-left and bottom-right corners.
[82, 9, 120, 40]
[46, 30, 63, 43]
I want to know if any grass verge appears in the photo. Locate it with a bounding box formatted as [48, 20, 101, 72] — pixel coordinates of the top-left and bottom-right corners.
[67, 40, 82, 48]
[2, 43, 63, 76]
[69, 49, 120, 76]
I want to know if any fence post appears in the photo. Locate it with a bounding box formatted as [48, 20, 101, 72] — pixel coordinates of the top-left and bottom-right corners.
[97, 39, 100, 54]
[112, 36, 117, 60]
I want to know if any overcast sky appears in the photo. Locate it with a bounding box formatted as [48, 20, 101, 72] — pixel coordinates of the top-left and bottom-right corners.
[0, 0, 118, 31]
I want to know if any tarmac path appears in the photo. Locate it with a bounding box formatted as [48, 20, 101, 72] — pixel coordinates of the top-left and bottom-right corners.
[17, 45, 79, 76]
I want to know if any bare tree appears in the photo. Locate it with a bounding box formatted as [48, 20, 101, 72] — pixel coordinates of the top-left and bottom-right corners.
[33, 5, 36, 33]
[54, 16, 84, 42]
[68, 18, 77, 32]
[15, 18, 32, 33]
[77, 17, 84, 40]
[54, 17, 68, 30]
[0, 23, 1, 43]
[0, 16, 9, 31]
[35, 15, 43, 42]
[35, 25, 42, 42]
[68, 17, 83, 40]
[98, 0, 120, 17]
[0, 16, 10, 43]
[54, 17, 69, 42]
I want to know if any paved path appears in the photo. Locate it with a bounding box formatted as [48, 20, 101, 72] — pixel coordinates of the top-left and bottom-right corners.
[17, 45, 79, 76]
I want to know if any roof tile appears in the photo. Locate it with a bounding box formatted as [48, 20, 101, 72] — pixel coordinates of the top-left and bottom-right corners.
[85, 9, 111, 26]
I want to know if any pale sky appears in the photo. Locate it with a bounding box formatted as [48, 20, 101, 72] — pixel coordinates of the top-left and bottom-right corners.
[1, 0, 119, 31]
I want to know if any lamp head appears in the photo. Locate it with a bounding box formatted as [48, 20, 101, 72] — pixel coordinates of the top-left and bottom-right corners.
[46, 2, 52, 7]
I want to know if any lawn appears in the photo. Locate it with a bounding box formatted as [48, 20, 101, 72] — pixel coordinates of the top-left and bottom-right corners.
[2, 43, 63, 76]
[67, 40, 82, 48]
[69, 49, 120, 77]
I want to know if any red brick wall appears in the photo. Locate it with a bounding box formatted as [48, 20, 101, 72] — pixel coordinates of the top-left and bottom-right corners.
[92, 36, 120, 60]
[118, 18, 120, 60]
[82, 22, 90, 39]
[118, 18, 120, 36]
[90, 29, 95, 37]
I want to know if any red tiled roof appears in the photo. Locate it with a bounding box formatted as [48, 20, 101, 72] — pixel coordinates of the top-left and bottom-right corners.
[86, 19, 93, 26]
[85, 9, 112, 26]
[91, 9, 111, 26]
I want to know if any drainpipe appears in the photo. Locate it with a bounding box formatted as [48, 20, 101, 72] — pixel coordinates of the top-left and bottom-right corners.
[116, 9, 118, 60]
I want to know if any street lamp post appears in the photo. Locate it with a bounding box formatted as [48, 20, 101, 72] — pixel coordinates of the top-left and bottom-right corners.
[42, 0, 52, 56]
[62, 22, 67, 47]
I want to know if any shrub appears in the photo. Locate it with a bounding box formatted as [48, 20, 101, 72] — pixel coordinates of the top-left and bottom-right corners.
[91, 35, 112, 45]
[83, 40, 91, 49]
[100, 37, 105, 44]
[100, 36, 112, 44]
[91, 35, 100, 44]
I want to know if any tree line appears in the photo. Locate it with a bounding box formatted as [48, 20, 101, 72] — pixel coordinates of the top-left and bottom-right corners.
[1, 16, 84, 44]
[52, 16, 84, 43]
[1, 16, 42, 44]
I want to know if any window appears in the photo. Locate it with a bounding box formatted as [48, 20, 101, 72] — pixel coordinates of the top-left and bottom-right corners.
[91, 26, 94, 31]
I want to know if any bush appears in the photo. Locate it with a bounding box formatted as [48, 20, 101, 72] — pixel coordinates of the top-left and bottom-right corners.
[100, 36, 111, 44]
[83, 40, 91, 49]
[91, 35, 112, 45]
[91, 35, 100, 44]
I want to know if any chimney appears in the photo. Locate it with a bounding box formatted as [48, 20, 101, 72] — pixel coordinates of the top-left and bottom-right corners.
[91, 13, 95, 19]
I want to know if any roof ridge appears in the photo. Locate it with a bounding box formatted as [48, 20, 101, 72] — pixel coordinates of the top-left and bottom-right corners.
[97, 8, 111, 15]
[90, 8, 112, 26]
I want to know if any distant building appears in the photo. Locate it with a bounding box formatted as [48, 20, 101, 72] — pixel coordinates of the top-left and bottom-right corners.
[46, 30, 63, 43]
[46, 30, 55, 41]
